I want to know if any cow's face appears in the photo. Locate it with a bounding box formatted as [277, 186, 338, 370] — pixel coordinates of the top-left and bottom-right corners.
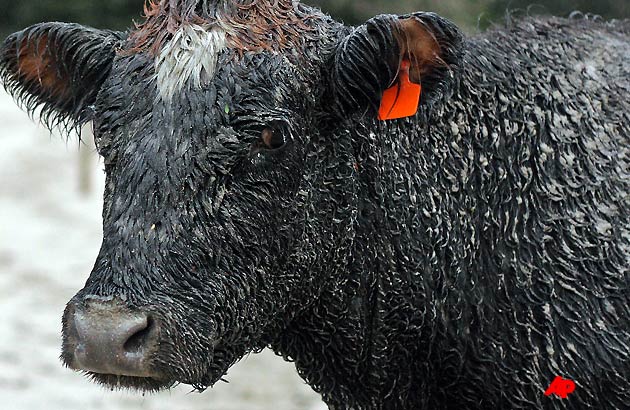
[0, 3, 461, 392]
[80, 37, 324, 390]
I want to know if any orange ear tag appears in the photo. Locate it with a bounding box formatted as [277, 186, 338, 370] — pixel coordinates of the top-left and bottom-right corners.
[378, 60, 421, 121]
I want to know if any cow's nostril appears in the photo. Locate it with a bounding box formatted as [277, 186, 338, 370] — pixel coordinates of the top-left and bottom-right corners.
[123, 316, 154, 354]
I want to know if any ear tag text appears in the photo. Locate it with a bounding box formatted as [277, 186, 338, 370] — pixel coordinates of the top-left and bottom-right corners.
[378, 59, 421, 121]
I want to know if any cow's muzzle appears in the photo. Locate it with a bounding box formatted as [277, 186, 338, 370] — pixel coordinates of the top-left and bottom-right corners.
[62, 297, 161, 379]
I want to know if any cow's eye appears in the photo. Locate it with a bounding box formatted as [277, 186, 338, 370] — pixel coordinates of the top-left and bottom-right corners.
[260, 127, 286, 150]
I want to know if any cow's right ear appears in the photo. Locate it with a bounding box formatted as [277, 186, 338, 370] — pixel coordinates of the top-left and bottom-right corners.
[327, 12, 464, 120]
[0, 23, 124, 129]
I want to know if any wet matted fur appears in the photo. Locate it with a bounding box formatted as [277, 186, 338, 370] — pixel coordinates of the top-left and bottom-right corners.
[1, 1, 629, 409]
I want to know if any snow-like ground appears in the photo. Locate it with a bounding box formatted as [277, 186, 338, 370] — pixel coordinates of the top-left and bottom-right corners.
[0, 90, 323, 410]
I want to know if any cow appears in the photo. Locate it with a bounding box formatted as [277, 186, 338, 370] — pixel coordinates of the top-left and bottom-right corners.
[1, 0, 629, 408]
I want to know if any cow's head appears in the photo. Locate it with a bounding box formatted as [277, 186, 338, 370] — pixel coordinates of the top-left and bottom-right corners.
[0, 0, 462, 391]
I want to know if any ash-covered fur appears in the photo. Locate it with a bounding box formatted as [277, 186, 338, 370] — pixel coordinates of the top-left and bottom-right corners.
[155, 24, 226, 101]
[2, 1, 630, 409]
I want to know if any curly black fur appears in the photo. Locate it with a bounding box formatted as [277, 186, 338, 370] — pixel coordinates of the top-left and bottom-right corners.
[1, 1, 629, 409]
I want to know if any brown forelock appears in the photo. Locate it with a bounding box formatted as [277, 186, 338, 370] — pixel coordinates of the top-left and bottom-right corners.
[16, 34, 70, 101]
[125, 0, 316, 56]
[395, 17, 445, 84]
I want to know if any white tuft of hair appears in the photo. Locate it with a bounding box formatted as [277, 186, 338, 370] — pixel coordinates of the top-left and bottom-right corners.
[155, 24, 227, 101]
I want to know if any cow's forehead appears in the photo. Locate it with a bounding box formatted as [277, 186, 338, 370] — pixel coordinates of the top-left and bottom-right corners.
[118, 0, 337, 104]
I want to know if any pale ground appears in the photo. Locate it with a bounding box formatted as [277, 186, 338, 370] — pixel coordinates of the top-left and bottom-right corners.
[0, 90, 324, 410]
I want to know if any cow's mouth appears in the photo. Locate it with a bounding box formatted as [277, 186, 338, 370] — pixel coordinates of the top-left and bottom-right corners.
[82, 371, 175, 391]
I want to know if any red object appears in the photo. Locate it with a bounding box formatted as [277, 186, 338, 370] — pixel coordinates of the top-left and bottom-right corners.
[545, 376, 576, 399]
[378, 59, 422, 121]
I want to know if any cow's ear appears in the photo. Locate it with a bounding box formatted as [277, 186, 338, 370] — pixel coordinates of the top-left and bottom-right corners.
[0, 23, 124, 129]
[328, 12, 463, 119]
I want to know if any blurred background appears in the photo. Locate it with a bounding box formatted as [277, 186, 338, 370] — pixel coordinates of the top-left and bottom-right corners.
[0, 0, 628, 37]
[0, 1, 628, 410]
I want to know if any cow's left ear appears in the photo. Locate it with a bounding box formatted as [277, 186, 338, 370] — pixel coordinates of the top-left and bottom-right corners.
[0, 23, 124, 129]
[327, 12, 464, 119]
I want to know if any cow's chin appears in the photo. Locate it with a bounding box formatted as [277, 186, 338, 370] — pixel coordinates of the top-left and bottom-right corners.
[84, 372, 176, 392]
